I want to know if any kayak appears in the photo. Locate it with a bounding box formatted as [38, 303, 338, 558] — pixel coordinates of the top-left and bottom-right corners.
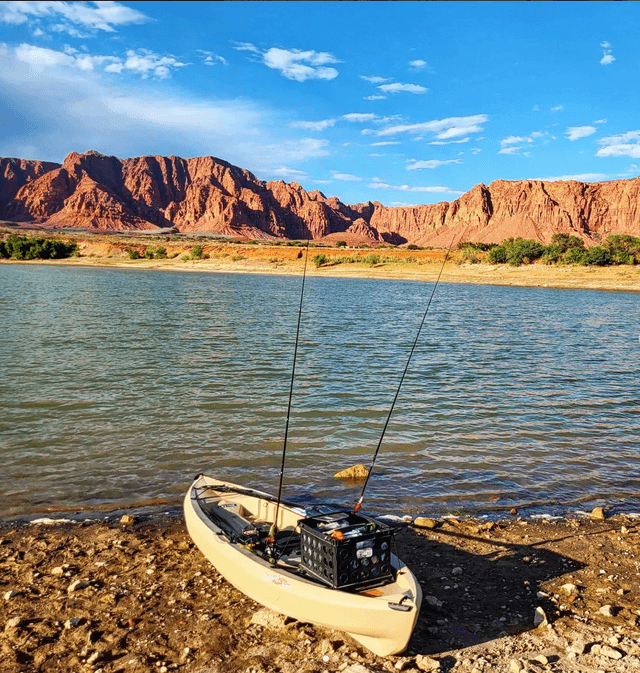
[184, 474, 422, 657]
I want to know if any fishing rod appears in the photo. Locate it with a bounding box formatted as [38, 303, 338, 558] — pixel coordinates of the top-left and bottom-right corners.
[270, 231, 312, 541]
[354, 235, 459, 514]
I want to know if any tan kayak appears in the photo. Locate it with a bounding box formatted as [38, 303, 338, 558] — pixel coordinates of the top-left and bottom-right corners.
[184, 474, 422, 657]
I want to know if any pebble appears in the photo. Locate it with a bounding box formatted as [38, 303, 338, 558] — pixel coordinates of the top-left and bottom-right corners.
[600, 644, 624, 660]
[591, 507, 606, 521]
[509, 659, 524, 673]
[249, 607, 290, 629]
[532, 654, 549, 665]
[452, 567, 463, 576]
[424, 595, 444, 609]
[394, 658, 412, 670]
[599, 604, 616, 617]
[3, 590, 18, 600]
[120, 514, 137, 526]
[533, 606, 547, 626]
[415, 654, 440, 672]
[64, 617, 83, 629]
[67, 579, 89, 593]
[560, 583, 579, 595]
[5, 616, 24, 630]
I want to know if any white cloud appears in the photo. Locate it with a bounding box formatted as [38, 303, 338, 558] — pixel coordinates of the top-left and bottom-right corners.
[368, 178, 462, 195]
[500, 135, 533, 146]
[270, 167, 308, 181]
[428, 137, 470, 145]
[360, 75, 389, 84]
[565, 125, 597, 141]
[290, 119, 336, 131]
[261, 47, 339, 82]
[232, 42, 260, 53]
[551, 105, 563, 112]
[198, 50, 228, 66]
[331, 171, 362, 182]
[406, 159, 461, 170]
[498, 146, 522, 155]
[0, 0, 149, 33]
[594, 118, 607, 125]
[341, 113, 377, 123]
[14, 43, 187, 79]
[378, 82, 427, 94]
[596, 131, 640, 158]
[470, 148, 482, 154]
[363, 94, 386, 101]
[409, 59, 427, 69]
[538, 173, 608, 182]
[377, 114, 488, 140]
[370, 141, 400, 147]
[600, 40, 615, 65]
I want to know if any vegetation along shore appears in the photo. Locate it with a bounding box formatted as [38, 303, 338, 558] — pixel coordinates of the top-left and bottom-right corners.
[2, 229, 640, 293]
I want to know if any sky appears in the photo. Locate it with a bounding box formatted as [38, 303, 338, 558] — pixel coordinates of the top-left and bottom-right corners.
[1, 1, 639, 206]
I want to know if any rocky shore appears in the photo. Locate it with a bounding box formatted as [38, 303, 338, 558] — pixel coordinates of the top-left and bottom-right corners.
[2, 512, 639, 673]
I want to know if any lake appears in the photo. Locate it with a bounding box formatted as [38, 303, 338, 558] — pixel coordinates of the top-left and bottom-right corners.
[1, 263, 639, 520]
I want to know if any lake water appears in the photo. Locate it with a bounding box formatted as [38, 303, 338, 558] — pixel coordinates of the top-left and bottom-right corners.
[1, 264, 639, 520]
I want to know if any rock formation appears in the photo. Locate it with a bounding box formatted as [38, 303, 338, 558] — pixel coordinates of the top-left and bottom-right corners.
[2, 150, 639, 245]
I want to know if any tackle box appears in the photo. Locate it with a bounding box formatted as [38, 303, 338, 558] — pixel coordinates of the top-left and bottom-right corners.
[298, 511, 396, 590]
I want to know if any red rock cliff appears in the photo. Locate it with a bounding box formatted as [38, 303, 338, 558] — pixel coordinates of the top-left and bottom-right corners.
[2, 151, 640, 245]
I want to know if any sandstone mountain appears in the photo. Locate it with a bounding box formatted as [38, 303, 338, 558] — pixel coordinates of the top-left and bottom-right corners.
[2, 150, 639, 246]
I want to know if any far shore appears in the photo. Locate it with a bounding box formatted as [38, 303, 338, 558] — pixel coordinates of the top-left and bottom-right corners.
[2, 237, 640, 293]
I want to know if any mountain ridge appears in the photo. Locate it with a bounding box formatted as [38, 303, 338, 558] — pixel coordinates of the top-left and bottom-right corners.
[2, 151, 640, 246]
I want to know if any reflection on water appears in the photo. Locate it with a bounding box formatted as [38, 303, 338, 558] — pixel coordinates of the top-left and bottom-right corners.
[1, 264, 639, 518]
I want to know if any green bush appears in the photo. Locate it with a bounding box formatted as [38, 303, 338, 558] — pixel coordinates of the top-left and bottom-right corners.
[127, 248, 141, 259]
[407, 243, 421, 250]
[336, 240, 347, 247]
[190, 245, 204, 260]
[364, 253, 381, 265]
[1, 235, 77, 260]
[606, 234, 640, 265]
[154, 246, 167, 259]
[312, 253, 329, 267]
[487, 245, 508, 264]
[144, 247, 154, 259]
[581, 245, 611, 266]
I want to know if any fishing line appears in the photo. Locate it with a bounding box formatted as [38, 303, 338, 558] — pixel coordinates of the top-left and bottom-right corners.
[355, 233, 460, 513]
[271, 231, 311, 539]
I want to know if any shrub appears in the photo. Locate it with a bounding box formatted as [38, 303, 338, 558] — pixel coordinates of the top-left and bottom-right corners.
[154, 246, 167, 259]
[406, 243, 421, 250]
[364, 253, 381, 265]
[190, 245, 204, 260]
[606, 234, 640, 265]
[144, 247, 154, 259]
[1, 235, 78, 260]
[550, 233, 585, 253]
[336, 240, 347, 247]
[487, 245, 508, 264]
[127, 248, 141, 259]
[231, 253, 245, 261]
[581, 245, 611, 266]
[312, 253, 328, 267]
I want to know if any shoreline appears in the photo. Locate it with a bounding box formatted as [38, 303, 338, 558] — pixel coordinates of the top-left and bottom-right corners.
[3, 253, 640, 294]
[2, 511, 639, 673]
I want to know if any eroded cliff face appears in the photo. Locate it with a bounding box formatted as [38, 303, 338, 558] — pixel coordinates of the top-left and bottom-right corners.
[2, 150, 640, 245]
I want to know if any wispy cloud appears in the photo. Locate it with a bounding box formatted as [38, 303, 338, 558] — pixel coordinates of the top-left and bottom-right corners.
[551, 104, 564, 112]
[596, 131, 640, 158]
[368, 177, 462, 195]
[498, 146, 524, 155]
[363, 94, 386, 101]
[377, 115, 488, 140]
[0, 0, 149, 34]
[594, 118, 607, 125]
[428, 137, 470, 145]
[270, 167, 308, 181]
[341, 113, 378, 123]
[537, 173, 608, 182]
[234, 43, 340, 82]
[331, 171, 362, 181]
[408, 59, 428, 70]
[406, 159, 461, 170]
[378, 82, 427, 94]
[14, 43, 188, 79]
[370, 141, 401, 147]
[197, 50, 228, 66]
[290, 119, 336, 131]
[359, 75, 389, 84]
[500, 135, 533, 146]
[565, 125, 597, 141]
[600, 40, 615, 65]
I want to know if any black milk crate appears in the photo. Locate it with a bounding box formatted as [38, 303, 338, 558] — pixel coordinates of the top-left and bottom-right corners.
[299, 511, 396, 590]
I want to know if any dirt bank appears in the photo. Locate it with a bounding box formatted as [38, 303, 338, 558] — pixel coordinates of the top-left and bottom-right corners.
[2, 513, 639, 673]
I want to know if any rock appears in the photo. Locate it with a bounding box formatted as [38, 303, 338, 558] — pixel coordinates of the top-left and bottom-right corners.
[533, 606, 547, 626]
[532, 654, 549, 665]
[452, 567, 463, 576]
[334, 464, 369, 481]
[120, 514, 137, 526]
[509, 659, 524, 673]
[415, 654, 440, 672]
[64, 617, 83, 629]
[394, 658, 412, 670]
[3, 590, 18, 600]
[344, 665, 374, 673]
[424, 595, 444, 610]
[560, 583, 580, 595]
[510, 508, 518, 516]
[5, 150, 640, 246]
[568, 639, 587, 655]
[249, 608, 291, 629]
[600, 645, 624, 660]
[591, 507, 606, 521]
[51, 566, 65, 575]
[599, 605, 617, 617]
[5, 616, 25, 630]
[413, 518, 438, 529]
[67, 579, 89, 593]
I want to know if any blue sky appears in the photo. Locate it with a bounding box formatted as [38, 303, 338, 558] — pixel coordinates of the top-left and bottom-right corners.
[1, 1, 639, 206]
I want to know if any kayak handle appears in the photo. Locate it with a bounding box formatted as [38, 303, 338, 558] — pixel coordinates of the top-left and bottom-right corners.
[388, 596, 413, 612]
